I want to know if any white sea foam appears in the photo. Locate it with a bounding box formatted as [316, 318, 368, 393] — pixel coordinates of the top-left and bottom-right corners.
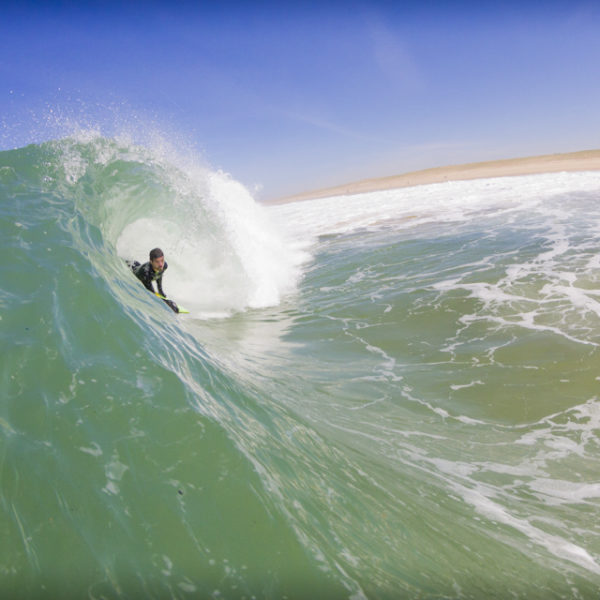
[459, 484, 600, 574]
[269, 171, 600, 238]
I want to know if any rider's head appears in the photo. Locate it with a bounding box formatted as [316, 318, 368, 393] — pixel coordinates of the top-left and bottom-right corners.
[149, 248, 165, 272]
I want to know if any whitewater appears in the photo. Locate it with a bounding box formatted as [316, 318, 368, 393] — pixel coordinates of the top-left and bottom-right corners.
[2, 134, 600, 599]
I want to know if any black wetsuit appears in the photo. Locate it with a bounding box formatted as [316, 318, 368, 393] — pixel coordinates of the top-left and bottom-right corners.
[128, 260, 178, 313]
[133, 260, 168, 296]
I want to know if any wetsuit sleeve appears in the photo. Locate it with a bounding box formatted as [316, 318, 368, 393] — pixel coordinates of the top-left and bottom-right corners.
[157, 275, 165, 297]
[157, 262, 168, 297]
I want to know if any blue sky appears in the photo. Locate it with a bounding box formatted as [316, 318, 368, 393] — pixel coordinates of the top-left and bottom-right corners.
[2, 1, 600, 200]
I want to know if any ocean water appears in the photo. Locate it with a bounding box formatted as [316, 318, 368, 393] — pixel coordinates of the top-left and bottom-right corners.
[2, 135, 600, 599]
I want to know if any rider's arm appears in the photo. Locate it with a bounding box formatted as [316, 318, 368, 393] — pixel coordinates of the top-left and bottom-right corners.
[156, 275, 165, 297]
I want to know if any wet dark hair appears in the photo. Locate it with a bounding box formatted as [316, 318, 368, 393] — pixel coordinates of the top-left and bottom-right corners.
[149, 248, 164, 261]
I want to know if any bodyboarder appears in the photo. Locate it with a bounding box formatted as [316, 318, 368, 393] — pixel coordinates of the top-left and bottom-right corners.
[128, 248, 179, 313]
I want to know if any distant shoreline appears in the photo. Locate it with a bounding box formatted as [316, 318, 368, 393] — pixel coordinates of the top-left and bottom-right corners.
[266, 149, 600, 205]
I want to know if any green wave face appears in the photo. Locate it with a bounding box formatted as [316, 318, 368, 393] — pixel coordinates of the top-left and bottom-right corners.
[1, 137, 341, 599]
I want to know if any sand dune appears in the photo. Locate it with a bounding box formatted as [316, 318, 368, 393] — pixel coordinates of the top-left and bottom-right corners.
[270, 150, 600, 205]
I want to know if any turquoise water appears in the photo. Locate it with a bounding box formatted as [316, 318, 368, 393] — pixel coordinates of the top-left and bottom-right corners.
[2, 136, 600, 599]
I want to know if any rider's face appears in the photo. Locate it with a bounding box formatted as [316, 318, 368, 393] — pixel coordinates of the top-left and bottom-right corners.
[151, 256, 165, 272]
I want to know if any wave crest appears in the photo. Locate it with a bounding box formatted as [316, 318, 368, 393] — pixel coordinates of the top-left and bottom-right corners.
[27, 133, 304, 317]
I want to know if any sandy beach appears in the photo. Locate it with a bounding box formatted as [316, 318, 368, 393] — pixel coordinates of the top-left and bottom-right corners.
[269, 149, 600, 205]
